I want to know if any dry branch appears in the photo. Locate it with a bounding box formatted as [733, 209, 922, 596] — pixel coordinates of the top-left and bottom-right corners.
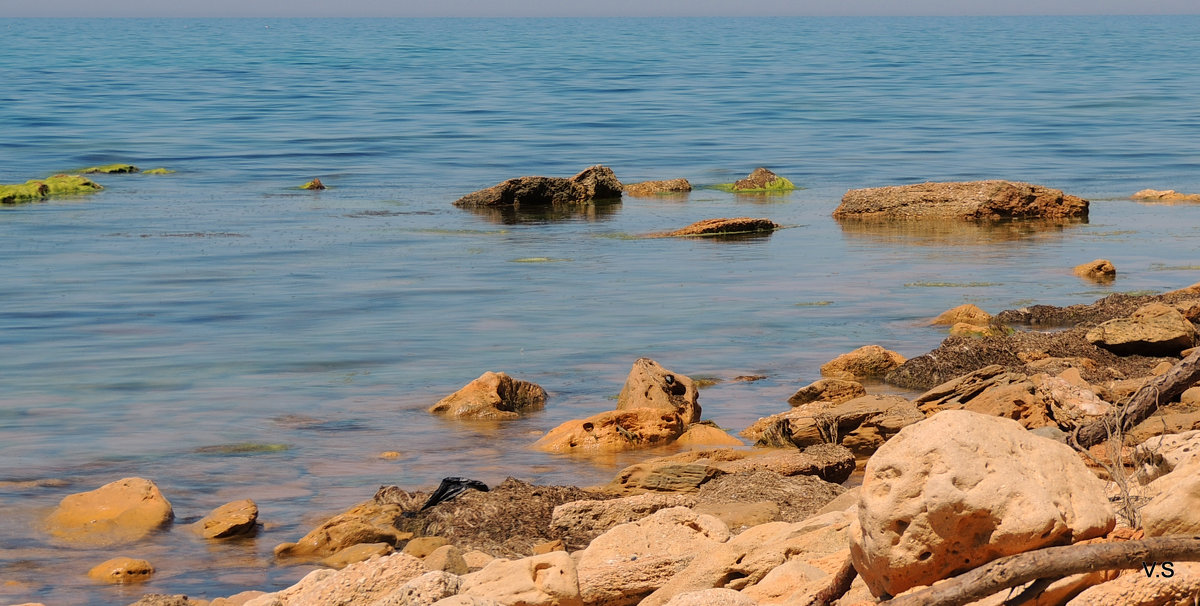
[1073, 349, 1200, 449]
[886, 535, 1200, 606]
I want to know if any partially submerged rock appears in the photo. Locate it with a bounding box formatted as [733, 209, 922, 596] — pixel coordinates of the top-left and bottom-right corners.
[453, 165, 622, 208]
[1085, 302, 1197, 356]
[300, 178, 326, 190]
[820, 344, 906, 380]
[142, 168, 174, 175]
[428, 371, 547, 420]
[82, 163, 138, 174]
[713, 167, 797, 193]
[624, 178, 692, 197]
[532, 408, 686, 453]
[662, 217, 780, 237]
[930, 303, 992, 326]
[192, 499, 258, 539]
[1074, 258, 1117, 282]
[87, 556, 155, 584]
[849, 410, 1115, 598]
[833, 180, 1088, 220]
[617, 358, 701, 424]
[44, 477, 174, 546]
[1132, 188, 1200, 202]
[1, 174, 103, 204]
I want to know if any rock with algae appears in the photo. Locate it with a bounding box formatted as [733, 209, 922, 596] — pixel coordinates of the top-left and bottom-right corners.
[0, 174, 103, 204]
[713, 168, 797, 193]
[82, 163, 139, 174]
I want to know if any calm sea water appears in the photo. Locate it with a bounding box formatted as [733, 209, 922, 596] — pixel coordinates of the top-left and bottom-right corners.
[3, 15, 1200, 605]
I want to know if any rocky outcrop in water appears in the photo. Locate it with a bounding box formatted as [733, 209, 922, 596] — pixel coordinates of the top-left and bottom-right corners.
[453, 165, 622, 208]
[713, 167, 797, 192]
[1074, 258, 1117, 282]
[1132, 188, 1200, 202]
[44, 477, 174, 546]
[624, 178, 692, 197]
[428, 371, 547, 420]
[617, 358, 701, 424]
[819, 344, 905, 380]
[0, 174, 103, 204]
[833, 180, 1088, 220]
[662, 217, 780, 237]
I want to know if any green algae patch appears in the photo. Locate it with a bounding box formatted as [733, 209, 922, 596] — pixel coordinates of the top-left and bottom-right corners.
[142, 168, 175, 175]
[511, 257, 572, 263]
[1, 175, 102, 204]
[82, 163, 138, 174]
[711, 176, 798, 193]
[194, 443, 290, 455]
[692, 375, 723, 388]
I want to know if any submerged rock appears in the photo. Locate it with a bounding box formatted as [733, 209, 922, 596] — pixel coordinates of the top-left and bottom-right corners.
[834, 180, 1088, 220]
[820, 345, 905, 380]
[714, 167, 797, 192]
[0, 174, 103, 204]
[82, 163, 138, 174]
[1132, 188, 1200, 202]
[192, 499, 258, 539]
[428, 371, 547, 420]
[142, 168, 175, 175]
[663, 217, 780, 237]
[453, 165, 622, 208]
[624, 178, 692, 197]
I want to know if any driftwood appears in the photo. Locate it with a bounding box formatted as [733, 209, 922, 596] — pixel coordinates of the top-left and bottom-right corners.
[886, 535, 1200, 606]
[1072, 349, 1200, 449]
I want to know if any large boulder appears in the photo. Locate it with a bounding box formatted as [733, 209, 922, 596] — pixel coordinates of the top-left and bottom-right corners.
[453, 165, 621, 208]
[617, 358, 701, 424]
[531, 408, 686, 453]
[1086, 302, 1197, 356]
[44, 477, 174, 546]
[624, 178, 691, 197]
[458, 551, 583, 606]
[576, 507, 731, 605]
[833, 180, 1088, 220]
[820, 345, 906, 380]
[428, 371, 547, 420]
[849, 410, 1115, 598]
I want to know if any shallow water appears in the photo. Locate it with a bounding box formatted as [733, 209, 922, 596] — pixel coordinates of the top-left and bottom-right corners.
[3, 15, 1200, 605]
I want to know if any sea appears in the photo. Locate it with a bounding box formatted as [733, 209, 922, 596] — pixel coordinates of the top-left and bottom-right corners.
[2, 15, 1199, 605]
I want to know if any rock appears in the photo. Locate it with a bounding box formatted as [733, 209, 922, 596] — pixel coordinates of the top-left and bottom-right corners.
[664, 217, 780, 237]
[550, 492, 698, 551]
[624, 178, 692, 197]
[300, 178, 325, 190]
[603, 445, 856, 495]
[87, 556, 154, 584]
[787, 378, 866, 407]
[83, 163, 138, 174]
[914, 365, 1110, 431]
[142, 168, 175, 175]
[834, 180, 1088, 220]
[45, 477, 174, 546]
[641, 510, 853, 605]
[674, 423, 744, 447]
[694, 470, 844, 524]
[930, 303, 992, 326]
[423, 544, 470, 575]
[462, 550, 495, 572]
[403, 536, 451, 558]
[531, 408, 686, 453]
[210, 591, 266, 606]
[1035, 375, 1112, 430]
[274, 499, 414, 559]
[692, 501, 779, 532]
[1129, 409, 1200, 445]
[820, 345, 905, 380]
[428, 371, 547, 420]
[1, 174, 103, 205]
[321, 542, 394, 568]
[743, 395, 924, 457]
[576, 507, 731, 605]
[717, 167, 796, 192]
[459, 551, 582, 606]
[531, 539, 565, 555]
[248, 553, 428, 606]
[1140, 456, 1200, 536]
[430, 598, 501, 606]
[125, 596, 199, 606]
[948, 322, 1006, 337]
[1086, 302, 1197, 356]
[1134, 429, 1200, 484]
[374, 570, 462, 606]
[1066, 562, 1200, 605]
[193, 499, 258, 539]
[453, 165, 621, 208]
[660, 589, 757, 606]
[1075, 259, 1117, 282]
[617, 358, 701, 424]
[1131, 188, 1200, 202]
[849, 410, 1115, 598]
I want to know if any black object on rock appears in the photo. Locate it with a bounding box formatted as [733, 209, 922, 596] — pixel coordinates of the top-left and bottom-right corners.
[420, 477, 490, 511]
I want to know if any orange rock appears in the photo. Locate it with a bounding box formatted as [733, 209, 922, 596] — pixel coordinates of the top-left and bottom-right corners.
[617, 358, 701, 424]
[1132, 188, 1200, 201]
[674, 424, 744, 447]
[45, 477, 173, 546]
[929, 303, 991, 326]
[664, 217, 779, 237]
[624, 178, 691, 197]
[532, 408, 686, 453]
[1074, 258, 1116, 282]
[428, 371, 546, 420]
[193, 499, 258, 539]
[86, 556, 154, 584]
[819, 345, 905, 380]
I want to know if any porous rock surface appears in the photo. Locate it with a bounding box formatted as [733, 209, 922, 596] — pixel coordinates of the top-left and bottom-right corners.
[453, 165, 621, 208]
[531, 407, 686, 454]
[624, 178, 691, 197]
[458, 551, 583, 606]
[616, 357, 701, 424]
[833, 180, 1088, 220]
[428, 371, 547, 420]
[849, 410, 1115, 598]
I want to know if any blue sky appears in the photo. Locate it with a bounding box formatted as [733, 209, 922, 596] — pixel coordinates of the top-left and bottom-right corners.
[2, 0, 1196, 17]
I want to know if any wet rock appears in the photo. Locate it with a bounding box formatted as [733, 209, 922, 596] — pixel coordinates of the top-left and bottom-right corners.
[576, 507, 730, 605]
[1086, 302, 1197, 356]
[624, 178, 692, 197]
[87, 556, 154, 584]
[641, 510, 853, 605]
[743, 395, 924, 457]
[458, 551, 582, 606]
[719, 167, 796, 192]
[300, 178, 325, 190]
[193, 499, 258, 539]
[617, 358, 701, 424]
[83, 163, 138, 174]
[930, 303, 992, 326]
[1132, 188, 1200, 202]
[834, 180, 1088, 220]
[45, 477, 174, 546]
[428, 371, 547, 420]
[849, 410, 1115, 598]
[820, 345, 905, 380]
[664, 217, 780, 237]
[550, 492, 698, 551]
[694, 470, 844, 524]
[786, 378, 866, 407]
[1, 174, 103, 204]
[424, 544, 470, 575]
[532, 408, 686, 453]
[604, 444, 855, 495]
[246, 553, 428, 606]
[674, 423, 744, 447]
[321, 542, 394, 568]
[1075, 258, 1117, 282]
[453, 165, 621, 208]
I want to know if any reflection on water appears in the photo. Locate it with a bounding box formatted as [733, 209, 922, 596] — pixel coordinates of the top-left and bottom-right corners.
[457, 200, 623, 224]
[835, 217, 1087, 246]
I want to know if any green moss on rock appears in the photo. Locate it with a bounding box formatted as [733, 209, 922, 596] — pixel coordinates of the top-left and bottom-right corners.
[301, 178, 326, 190]
[712, 167, 798, 193]
[142, 168, 175, 175]
[1, 175, 102, 204]
[82, 163, 139, 174]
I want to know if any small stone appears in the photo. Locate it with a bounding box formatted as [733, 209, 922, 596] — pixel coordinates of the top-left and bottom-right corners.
[729, 167, 796, 192]
[193, 499, 258, 539]
[664, 217, 779, 237]
[461, 550, 496, 572]
[424, 544, 469, 575]
[379, 451, 402, 459]
[87, 556, 154, 584]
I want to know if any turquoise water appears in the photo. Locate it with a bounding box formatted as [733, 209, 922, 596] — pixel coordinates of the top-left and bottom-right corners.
[3, 15, 1200, 605]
